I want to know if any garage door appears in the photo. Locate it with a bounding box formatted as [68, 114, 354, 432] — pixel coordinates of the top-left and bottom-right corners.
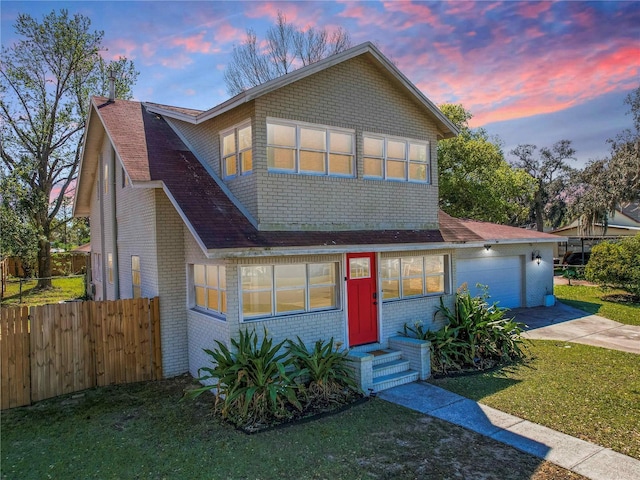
[456, 256, 523, 308]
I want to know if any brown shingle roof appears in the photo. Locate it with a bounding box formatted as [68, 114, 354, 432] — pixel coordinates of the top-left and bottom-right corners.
[459, 218, 560, 241]
[93, 97, 556, 252]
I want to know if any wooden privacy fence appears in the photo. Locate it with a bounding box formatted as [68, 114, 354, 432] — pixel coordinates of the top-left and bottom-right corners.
[1, 297, 162, 410]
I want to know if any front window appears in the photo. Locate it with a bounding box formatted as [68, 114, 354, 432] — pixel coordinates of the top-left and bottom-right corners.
[381, 255, 447, 300]
[241, 262, 338, 319]
[193, 264, 227, 316]
[267, 119, 355, 177]
[363, 134, 430, 183]
[221, 121, 252, 179]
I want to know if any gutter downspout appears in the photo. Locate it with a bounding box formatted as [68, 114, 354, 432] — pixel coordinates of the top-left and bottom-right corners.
[111, 147, 120, 299]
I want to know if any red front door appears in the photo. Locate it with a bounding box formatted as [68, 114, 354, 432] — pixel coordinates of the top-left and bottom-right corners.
[347, 253, 378, 346]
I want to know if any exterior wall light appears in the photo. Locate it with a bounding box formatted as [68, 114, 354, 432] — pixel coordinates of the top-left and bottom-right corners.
[484, 244, 492, 251]
[532, 250, 542, 265]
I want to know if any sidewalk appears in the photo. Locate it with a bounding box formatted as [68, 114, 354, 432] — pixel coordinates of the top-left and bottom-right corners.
[512, 303, 640, 354]
[379, 382, 640, 480]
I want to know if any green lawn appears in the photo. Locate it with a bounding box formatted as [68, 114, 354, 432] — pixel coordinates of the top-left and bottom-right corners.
[1, 276, 85, 307]
[0, 375, 584, 480]
[430, 340, 640, 460]
[554, 284, 640, 326]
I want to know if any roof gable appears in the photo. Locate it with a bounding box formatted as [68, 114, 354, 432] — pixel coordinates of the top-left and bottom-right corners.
[145, 42, 458, 139]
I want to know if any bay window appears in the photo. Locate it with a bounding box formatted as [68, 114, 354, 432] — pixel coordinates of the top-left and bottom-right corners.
[193, 264, 227, 316]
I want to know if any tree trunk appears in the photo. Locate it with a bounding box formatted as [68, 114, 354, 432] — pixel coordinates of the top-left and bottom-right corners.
[534, 186, 545, 232]
[37, 223, 52, 289]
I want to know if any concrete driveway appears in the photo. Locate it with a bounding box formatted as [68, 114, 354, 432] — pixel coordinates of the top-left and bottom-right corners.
[511, 302, 640, 354]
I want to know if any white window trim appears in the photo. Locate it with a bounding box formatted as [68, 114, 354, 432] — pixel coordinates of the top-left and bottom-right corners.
[267, 117, 355, 178]
[220, 120, 252, 179]
[381, 254, 449, 301]
[240, 261, 340, 321]
[363, 132, 431, 184]
[192, 264, 227, 318]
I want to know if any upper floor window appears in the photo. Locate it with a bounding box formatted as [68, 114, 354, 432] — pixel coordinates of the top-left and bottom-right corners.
[363, 134, 430, 183]
[193, 264, 227, 316]
[267, 119, 355, 177]
[381, 255, 448, 300]
[241, 262, 339, 319]
[221, 122, 252, 179]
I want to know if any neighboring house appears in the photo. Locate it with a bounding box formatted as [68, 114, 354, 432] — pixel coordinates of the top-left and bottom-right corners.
[73, 42, 561, 390]
[550, 201, 640, 258]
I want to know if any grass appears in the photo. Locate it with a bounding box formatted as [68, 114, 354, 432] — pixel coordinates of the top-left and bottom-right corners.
[1, 276, 85, 307]
[0, 375, 585, 480]
[554, 284, 640, 326]
[430, 340, 640, 460]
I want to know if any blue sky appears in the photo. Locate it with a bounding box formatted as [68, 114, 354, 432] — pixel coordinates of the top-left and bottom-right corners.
[2, 1, 638, 167]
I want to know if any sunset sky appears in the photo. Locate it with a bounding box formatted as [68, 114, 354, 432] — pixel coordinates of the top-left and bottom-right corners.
[2, 1, 638, 167]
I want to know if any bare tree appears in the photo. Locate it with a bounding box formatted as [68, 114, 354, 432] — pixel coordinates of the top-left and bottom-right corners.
[510, 140, 576, 231]
[224, 11, 351, 96]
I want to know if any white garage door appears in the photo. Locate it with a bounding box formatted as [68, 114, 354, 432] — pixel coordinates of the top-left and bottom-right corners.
[456, 256, 523, 308]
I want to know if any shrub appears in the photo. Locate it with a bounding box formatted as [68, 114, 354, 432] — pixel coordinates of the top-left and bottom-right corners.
[187, 328, 302, 427]
[286, 337, 359, 404]
[585, 235, 640, 297]
[403, 286, 527, 374]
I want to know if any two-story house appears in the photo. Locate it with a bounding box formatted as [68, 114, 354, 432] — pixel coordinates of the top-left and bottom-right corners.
[73, 42, 560, 391]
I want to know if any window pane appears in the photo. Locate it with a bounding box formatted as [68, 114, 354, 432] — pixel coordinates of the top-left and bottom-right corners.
[309, 263, 335, 285]
[224, 156, 237, 176]
[425, 256, 444, 274]
[206, 265, 218, 288]
[381, 259, 400, 279]
[132, 271, 141, 286]
[409, 143, 427, 162]
[242, 266, 272, 289]
[403, 277, 424, 297]
[208, 289, 219, 311]
[364, 137, 383, 157]
[276, 288, 305, 313]
[349, 258, 370, 279]
[330, 132, 352, 153]
[387, 160, 406, 179]
[387, 140, 405, 159]
[402, 257, 423, 276]
[131, 255, 140, 270]
[275, 265, 306, 288]
[222, 132, 236, 156]
[427, 275, 445, 293]
[219, 266, 226, 289]
[238, 125, 252, 150]
[329, 154, 353, 175]
[310, 286, 336, 309]
[299, 150, 325, 173]
[243, 291, 272, 316]
[382, 279, 399, 299]
[241, 150, 252, 173]
[267, 147, 295, 170]
[364, 157, 383, 177]
[300, 127, 325, 150]
[133, 285, 141, 299]
[409, 163, 427, 181]
[194, 265, 205, 285]
[268, 123, 295, 147]
[195, 286, 205, 307]
[220, 291, 227, 314]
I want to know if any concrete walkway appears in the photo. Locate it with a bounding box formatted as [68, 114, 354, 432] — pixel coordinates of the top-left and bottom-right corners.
[512, 302, 640, 354]
[379, 382, 640, 480]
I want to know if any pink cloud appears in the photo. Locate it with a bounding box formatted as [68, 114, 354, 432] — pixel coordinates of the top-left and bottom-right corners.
[159, 53, 193, 69]
[103, 38, 137, 60]
[171, 32, 215, 54]
[244, 2, 303, 22]
[518, 1, 553, 19]
[214, 23, 244, 44]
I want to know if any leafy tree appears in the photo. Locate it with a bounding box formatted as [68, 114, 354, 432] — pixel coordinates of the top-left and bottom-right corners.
[438, 104, 536, 225]
[510, 140, 577, 231]
[0, 9, 137, 288]
[224, 11, 351, 95]
[585, 235, 640, 297]
[567, 87, 640, 233]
